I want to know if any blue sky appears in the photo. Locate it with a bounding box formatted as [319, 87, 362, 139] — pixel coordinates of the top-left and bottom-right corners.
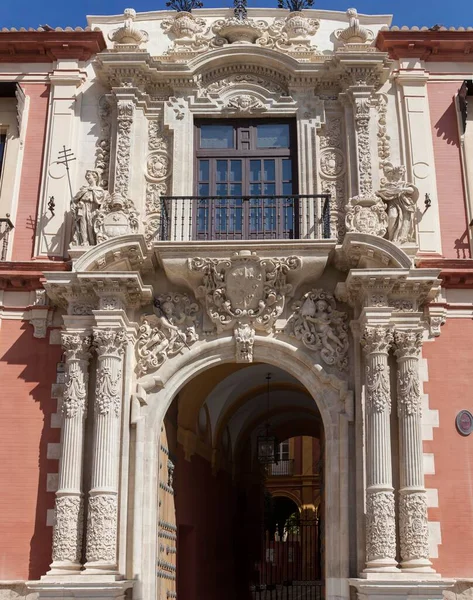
[0, 0, 472, 30]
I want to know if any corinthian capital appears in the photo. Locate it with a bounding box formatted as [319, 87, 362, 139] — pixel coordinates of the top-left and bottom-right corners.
[61, 331, 92, 362]
[93, 328, 128, 358]
[393, 329, 423, 359]
[361, 325, 393, 355]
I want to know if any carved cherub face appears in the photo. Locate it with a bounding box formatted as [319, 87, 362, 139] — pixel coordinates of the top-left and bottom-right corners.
[161, 301, 174, 316]
[316, 300, 329, 312]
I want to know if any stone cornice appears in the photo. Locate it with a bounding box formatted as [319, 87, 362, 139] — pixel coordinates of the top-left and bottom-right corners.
[336, 268, 441, 312]
[376, 30, 473, 62]
[416, 258, 473, 288]
[0, 261, 70, 291]
[95, 44, 392, 94]
[0, 30, 106, 63]
[43, 271, 153, 311]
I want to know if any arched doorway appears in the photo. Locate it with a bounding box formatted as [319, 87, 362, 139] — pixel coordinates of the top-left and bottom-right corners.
[156, 363, 325, 600]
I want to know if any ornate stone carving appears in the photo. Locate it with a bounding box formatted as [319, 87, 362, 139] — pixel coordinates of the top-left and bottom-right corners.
[95, 365, 122, 417]
[362, 326, 393, 355]
[375, 93, 390, 164]
[86, 494, 118, 563]
[257, 13, 320, 56]
[289, 289, 349, 370]
[394, 329, 423, 417]
[394, 329, 422, 359]
[93, 192, 139, 243]
[399, 492, 430, 562]
[212, 17, 268, 45]
[189, 251, 301, 333]
[429, 315, 445, 337]
[115, 100, 134, 198]
[365, 491, 396, 563]
[397, 367, 421, 417]
[345, 96, 389, 237]
[94, 328, 127, 417]
[109, 9, 148, 49]
[376, 162, 419, 244]
[319, 116, 346, 241]
[94, 328, 127, 359]
[137, 293, 199, 374]
[147, 152, 171, 180]
[146, 119, 171, 246]
[71, 171, 106, 247]
[161, 11, 209, 56]
[345, 195, 388, 237]
[223, 94, 266, 113]
[335, 8, 373, 46]
[203, 74, 286, 96]
[234, 322, 255, 363]
[96, 96, 111, 189]
[62, 338, 92, 418]
[320, 148, 344, 177]
[52, 495, 84, 563]
[366, 363, 390, 413]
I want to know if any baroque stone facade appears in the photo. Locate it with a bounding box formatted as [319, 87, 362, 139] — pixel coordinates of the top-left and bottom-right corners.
[1, 7, 468, 600]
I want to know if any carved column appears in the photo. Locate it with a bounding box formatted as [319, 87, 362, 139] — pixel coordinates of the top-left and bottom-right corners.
[84, 328, 127, 573]
[394, 329, 433, 572]
[49, 331, 91, 573]
[361, 325, 397, 572]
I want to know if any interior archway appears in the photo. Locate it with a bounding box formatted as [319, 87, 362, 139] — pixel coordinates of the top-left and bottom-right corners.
[157, 362, 325, 600]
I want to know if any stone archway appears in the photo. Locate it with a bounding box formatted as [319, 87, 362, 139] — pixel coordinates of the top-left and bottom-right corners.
[136, 336, 352, 600]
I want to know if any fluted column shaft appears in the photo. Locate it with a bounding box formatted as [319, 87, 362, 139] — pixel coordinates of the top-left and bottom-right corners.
[362, 326, 397, 572]
[85, 328, 127, 573]
[394, 329, 433, 572]
[50, 331, 91, 573]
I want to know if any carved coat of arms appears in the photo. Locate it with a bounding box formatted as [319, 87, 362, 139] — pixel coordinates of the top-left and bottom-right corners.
[189, 251, 302, 335]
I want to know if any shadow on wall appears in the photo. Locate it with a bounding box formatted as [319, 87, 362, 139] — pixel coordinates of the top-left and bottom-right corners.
[433, 95, 460, 146]
[0, 320, 62, 580]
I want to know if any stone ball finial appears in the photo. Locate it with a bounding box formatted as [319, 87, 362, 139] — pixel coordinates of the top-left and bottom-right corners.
[124, 8, 136, 20]
[336, 6, 371, 44]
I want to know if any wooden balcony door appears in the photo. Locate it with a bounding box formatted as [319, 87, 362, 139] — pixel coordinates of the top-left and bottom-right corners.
[195, 119, 297, 240]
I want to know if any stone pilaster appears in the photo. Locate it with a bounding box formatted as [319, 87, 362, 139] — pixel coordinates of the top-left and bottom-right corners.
[49, 330, 91, 574]
[361, 325, 397, 572]
[110, 96, 134, 198]
[394, 329, 434, 573]
[84, 327, 127, 573]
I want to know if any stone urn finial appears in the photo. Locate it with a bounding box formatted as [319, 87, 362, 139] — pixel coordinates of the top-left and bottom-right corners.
[108, 8, 149, 47]
[336, 8, 372, 45]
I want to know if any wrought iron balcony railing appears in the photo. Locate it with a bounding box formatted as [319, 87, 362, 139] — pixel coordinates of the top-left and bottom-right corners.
[0, 216, 13, 261]
[269, 459, 294, 476]
[157, 195, 331, 242]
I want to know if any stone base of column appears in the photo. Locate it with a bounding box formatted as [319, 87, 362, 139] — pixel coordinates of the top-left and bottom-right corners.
[363, 559, 398, 574]
[47, 561, 82, 576]
[400, 558, 436, 573]
[350, 578, 454, 600]
[27, 576, 133, 600]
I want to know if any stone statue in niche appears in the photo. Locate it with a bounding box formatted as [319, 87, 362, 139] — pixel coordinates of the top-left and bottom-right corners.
[289, 289, 349, 370]
[71, 170, 106, 246]
[376, 162, 419, 244]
